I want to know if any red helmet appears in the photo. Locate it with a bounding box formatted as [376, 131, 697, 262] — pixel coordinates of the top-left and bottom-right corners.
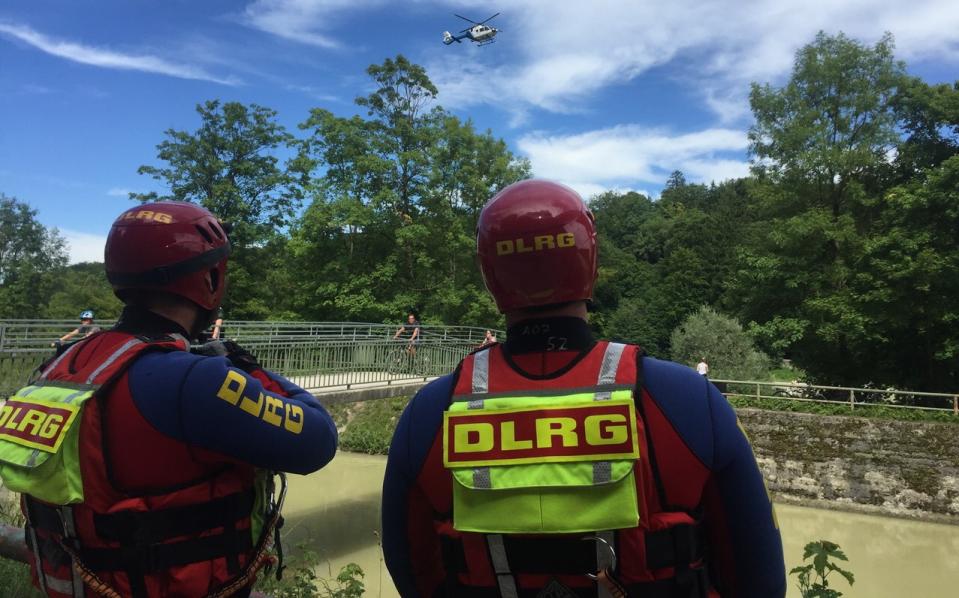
[105, 202, 230, 310]
[477, 179, 597, 313]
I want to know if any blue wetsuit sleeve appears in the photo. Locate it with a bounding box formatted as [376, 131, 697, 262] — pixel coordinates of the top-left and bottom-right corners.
[707, 382, 786, 597]
[382, 374, 454, 598]
[128, 351, 337, 474]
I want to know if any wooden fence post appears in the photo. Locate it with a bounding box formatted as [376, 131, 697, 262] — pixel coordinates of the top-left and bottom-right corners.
[849, 389, 855, 410]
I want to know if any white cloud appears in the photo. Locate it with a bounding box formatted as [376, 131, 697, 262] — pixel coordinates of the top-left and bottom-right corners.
[518, 124, 749, 193]
[107, 188, 131, 197]
[428, 0, 959, 121]
[59, 229, 107, 264]
[0, 22, 239, 85]
[241, 0, 386, 48]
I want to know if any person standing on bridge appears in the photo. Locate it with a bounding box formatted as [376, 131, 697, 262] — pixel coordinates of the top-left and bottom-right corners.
[381, 180, 785, 597]
[0, 202, 337, 598]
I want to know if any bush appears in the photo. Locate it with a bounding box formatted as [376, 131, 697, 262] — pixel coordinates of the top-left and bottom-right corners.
[670, 306, 771, 380]
[253, 544, 365, 598]
[325, 397, 409, 455]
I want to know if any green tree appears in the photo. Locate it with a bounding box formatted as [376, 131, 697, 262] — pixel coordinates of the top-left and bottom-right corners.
[737, 32, 909, 385]
[591, 180, 755, 353]
[0, 195, 68, 318]
[134, 101, 297, 319]
[670, 306, 771, 381]
[44, 262, 124, 321]
[292, 55, 527, 325]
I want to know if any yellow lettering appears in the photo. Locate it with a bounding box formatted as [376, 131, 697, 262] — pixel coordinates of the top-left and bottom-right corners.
[216, 371, 247, 405]
[585, 414, 627, 445]
[3, 407, 23, 429]
[515, 238, 534, 253]
[534, 235, 555, 250]
[263, 396, 284, 427]
[496, 240, 514, 256]
[535, 417, 578, 448]
[455, 422, 494, 453]
[39, 414, 64, 439]
[136, 210, 155, 220]
[240, 391, 265, 418]
[557, 232, 575, 248]
[0, 405, 11, 428]
[500, 421, 533, 451]
[284, 405, 304, 434]
[155, 213, 173, 224]
[16, 410, 46, 436]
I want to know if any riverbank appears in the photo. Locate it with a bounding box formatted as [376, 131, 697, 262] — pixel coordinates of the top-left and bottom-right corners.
[323, 395, 959, 523]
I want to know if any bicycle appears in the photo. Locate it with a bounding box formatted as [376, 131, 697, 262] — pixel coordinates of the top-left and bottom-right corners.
[386, 342, 431, 377]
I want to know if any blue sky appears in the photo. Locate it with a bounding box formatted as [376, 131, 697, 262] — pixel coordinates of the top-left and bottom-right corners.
[1, 0, 957, 263]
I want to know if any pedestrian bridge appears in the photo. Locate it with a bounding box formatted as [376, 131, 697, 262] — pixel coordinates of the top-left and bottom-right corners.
[0, 320, 496, 401]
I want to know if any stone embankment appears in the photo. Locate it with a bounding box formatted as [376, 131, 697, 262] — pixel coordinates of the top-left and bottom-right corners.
[738, 409, 959, 522]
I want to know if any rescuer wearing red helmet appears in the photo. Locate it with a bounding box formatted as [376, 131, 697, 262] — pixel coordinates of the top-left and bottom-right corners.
[0, 202, 337, 598]
[382, 180, 786, 597]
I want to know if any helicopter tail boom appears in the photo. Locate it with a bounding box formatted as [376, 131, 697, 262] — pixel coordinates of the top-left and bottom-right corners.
[442, 31, 461, 44]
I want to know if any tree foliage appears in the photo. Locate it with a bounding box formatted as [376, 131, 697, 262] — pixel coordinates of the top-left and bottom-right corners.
[670, 306, 771, 381]
[0, 195, 68, 318]
[289, 54, 528, 325]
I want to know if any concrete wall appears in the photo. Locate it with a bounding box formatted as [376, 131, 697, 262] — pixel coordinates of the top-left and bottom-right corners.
[737, 408, 959, 521]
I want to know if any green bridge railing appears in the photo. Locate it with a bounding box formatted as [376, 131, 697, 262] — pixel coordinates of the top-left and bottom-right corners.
[0, 320, 499, 396]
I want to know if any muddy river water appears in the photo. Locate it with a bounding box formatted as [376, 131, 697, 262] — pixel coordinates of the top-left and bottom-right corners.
[283, 452, 959, 597]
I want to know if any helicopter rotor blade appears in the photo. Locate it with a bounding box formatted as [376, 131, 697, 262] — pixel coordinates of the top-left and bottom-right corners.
[454, 13, 480, 25]
[478, 12, 500, 25]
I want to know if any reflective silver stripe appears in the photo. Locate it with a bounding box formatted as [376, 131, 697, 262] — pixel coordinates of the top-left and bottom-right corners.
[26, 449, 40, 467]
[26, 525, 49, 596]
[592, 461, 611, 484]
[595, 531, 616, 598]
[45, 575, 76, 595]
[60, 508, 85, 597]
[84, 338, 144, 385]
[467, 399, 485, 410]
[597, 342, 626, 386]
[62, 390, 87, 404]
[453, 383, 632, 403]
[39, 342, 82, 380]
[487, 534, 519, 598]
[471, 349, 490, 394]
[473, 467, 491, 489]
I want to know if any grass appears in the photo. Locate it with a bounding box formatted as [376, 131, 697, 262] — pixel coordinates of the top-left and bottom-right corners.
[727, 395, 959, 424]
[0, 489, 43, 598]
[324, 396, 410, 455]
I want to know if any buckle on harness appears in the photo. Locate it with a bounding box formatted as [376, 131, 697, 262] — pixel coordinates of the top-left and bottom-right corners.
[581, 535, 616, 580]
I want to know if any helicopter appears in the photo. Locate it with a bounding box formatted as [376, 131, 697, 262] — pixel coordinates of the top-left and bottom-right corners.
[443, 13, 500, 46]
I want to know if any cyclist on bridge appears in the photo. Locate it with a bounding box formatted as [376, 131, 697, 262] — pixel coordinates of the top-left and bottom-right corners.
[394, 313, 422, 354]
[0, 202, 337, 598]
[53, 310, 101, 347]
[382, 180, 785, 597]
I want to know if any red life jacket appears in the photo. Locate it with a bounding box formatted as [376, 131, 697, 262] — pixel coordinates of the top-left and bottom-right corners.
[20, 331, 264, 598]
[431, 341, 718, 598]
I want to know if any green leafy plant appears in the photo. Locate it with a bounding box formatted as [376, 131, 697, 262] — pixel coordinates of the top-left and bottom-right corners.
[790, 540, 855, 598]
[253, 543, 365, 598]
